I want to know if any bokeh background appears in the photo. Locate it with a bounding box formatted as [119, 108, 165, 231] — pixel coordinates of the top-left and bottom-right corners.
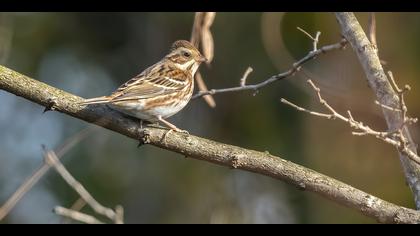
[0, 12, 419, 224]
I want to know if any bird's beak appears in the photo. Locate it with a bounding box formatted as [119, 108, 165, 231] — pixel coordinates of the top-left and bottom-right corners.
[198, 55, 208, 63]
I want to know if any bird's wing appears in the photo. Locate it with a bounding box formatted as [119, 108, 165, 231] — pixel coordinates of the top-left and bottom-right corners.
[109, 62, 190, 102]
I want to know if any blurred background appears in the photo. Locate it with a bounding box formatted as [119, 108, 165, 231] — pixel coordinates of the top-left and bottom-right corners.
[0, 12, 419, 224]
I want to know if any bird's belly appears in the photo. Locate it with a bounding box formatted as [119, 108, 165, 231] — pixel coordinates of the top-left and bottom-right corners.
[108, 101, 155, 121]
[108, 97, 190, 121]
[151, 98, 190, 119]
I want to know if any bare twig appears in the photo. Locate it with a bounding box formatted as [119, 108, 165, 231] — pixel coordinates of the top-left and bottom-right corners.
[313, 32, 321, 51]
[297, 27, 321, 51]
[297, 27, 315, 41]
[42, 146, 121, 223]
[192, 36, 347, 99]
[61, 198, 87, 224]
[368, 13, 377, 51]
[375, 100, 401, 112]
[388, 71, 403, 93]
[387, 72, 416, 128]
[239, 67, 253, 87]
[115, 205, 124, 224]
[0, 127, 94, 221]
[281, 79, 420, 165]
[0, 162, 48, 221]
[387, 71, 411, 125]
[54, 206, 104, 224]
[335, 12, 420, 209]
[70, 198, 87, 212]
[280, 98, 332, 119]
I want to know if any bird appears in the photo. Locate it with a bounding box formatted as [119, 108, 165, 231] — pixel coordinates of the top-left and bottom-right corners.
[80, 40, 207, 133]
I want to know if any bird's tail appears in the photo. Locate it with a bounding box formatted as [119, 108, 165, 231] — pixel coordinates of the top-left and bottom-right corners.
[79, 96, 110, 105]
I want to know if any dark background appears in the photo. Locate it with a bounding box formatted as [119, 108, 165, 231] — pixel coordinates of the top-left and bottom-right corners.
[0, 12, 419, 223]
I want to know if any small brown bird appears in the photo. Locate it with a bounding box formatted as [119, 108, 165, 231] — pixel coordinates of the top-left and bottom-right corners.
[80, 40, 206, 133]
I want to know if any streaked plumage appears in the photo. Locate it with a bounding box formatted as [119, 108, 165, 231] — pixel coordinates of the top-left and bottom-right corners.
[80, 40, 206, 132]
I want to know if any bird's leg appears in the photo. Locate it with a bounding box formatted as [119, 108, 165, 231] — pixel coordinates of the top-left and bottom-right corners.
[157, 116, 184, 132]
[156, 116, 189, 142]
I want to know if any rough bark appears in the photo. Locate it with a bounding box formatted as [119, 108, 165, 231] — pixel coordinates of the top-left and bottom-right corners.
[335, 12, 420, 209]
[1, 65, 420, 223]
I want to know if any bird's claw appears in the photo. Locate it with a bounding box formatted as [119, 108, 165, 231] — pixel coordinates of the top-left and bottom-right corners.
[161, 128, 189, 143]
[176, 129, 189, 135]
[138, 120, 151, 147]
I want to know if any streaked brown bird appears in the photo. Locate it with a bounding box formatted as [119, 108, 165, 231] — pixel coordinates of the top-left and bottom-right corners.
[80, 40, 206, 133]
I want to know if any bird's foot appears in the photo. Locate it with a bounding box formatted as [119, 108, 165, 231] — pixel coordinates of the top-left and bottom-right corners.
[161, 128, 189, 144]
[138, 120, 151, 147]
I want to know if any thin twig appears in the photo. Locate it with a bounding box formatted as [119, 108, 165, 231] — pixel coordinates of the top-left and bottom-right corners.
[388, 71, 401, 93]
[0, 163, 48, 221]
[192, 36, 347, 99]
[239, 67, 253, 87]
[336, 12, 420, 209]
[296, 27, 321, 51]
[387, 71, 418, 126]
[297, 27, 316, 41]
[281, 79, 420, 165]
[0, 127, 94, 221]
[61, 198, 87, 224]
[368, 13, 377, 51]
[115, 205, 124, 224]
[313, 32, 321, 51]
[54, 206, 104, 224]
[42, 146, 123, 223]
[375, 100, 401, 112]
[280, 98, 333, 119]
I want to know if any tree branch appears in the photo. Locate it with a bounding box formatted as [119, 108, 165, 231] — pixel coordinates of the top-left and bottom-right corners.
[54, 206, 104, 224]
[192, 37, 347, 99]
[61, 198, 87, 224]
[335, 12, 420, 209]
[0, 127, 94, 221]
[43, 146, 123, 224]
[1, 65, 420, 223]
[281, 79, 420, 165]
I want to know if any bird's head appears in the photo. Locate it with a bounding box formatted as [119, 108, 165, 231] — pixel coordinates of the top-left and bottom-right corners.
[166, 40, 207, 76]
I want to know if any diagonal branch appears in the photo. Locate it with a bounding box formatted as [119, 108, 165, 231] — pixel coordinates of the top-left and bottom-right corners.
[43, 146, 122, 223]
[54, 206, 104, 224]
[0, 127, 94, 221]
[192, 37, 347, 99]
[61, 198, 87, 224]
[1, 65, 420, 223]
[281, 79, 420, 165]
[335, 12, 420, 210]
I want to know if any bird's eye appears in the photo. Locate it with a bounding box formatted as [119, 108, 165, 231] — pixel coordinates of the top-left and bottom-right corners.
[183, 51, 191, 58]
